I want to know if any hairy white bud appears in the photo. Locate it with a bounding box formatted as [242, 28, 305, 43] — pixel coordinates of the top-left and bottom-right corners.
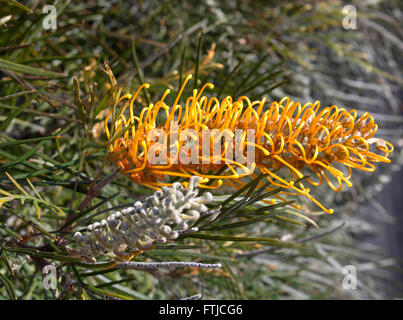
[72, 177, 213, 261]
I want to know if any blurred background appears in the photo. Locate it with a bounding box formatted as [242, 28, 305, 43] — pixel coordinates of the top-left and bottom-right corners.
[0, 0, 402, 299]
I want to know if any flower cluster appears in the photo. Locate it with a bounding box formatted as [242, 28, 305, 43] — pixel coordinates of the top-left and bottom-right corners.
[73, 176, 212, 262]
[104, 74, 393, 213]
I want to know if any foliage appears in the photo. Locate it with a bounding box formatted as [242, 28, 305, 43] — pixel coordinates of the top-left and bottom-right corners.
[0, 0, 402, 299]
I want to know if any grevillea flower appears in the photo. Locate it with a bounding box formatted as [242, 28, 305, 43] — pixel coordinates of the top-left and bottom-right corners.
[104, 74, 393, 213]
[73, 176, 212, 261]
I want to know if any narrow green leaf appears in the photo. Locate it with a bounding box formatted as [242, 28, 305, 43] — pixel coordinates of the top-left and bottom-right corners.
[73, 78, 86, 123]
[0, 273, 17, 299]
[272, 214, 307, 227]
[0, 90, 36, 102]
[0, 139, 47, 169]
[178, 42, 188, 91]
[1, 250, 14, 277]
[5, 172, 29, 196]
[132, 38, 151, 106]
[0, 136, 60, 148]
[0, 224, 21, 240]
[3, 247, 80, 262]
[0, 85, 46, 131]
[86, 283, 132, 300]
[205, 211, 278, 231]
[180, 233, 288, 246]
[220, 173, 266, 208]
[253, 80, 288, 100]
[33, 200, 41, 219]
[6, 206, 56, 241]
[0, 58, 64, 77]
[150, 250, 234, 262]
[26, 178, 43, 200]
[232, 52, 271, 96]
[239, 70, 283, 96]
[193, 30, 204, 90]
[9, 0, 33, 13]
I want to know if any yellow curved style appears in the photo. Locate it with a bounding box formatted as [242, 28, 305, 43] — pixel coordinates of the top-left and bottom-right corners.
[104, 74, 393, 214]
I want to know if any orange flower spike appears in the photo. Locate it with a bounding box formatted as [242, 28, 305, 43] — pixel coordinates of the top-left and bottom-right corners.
[105, 75, 393, 214]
